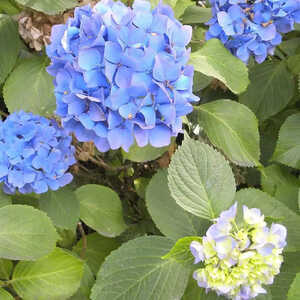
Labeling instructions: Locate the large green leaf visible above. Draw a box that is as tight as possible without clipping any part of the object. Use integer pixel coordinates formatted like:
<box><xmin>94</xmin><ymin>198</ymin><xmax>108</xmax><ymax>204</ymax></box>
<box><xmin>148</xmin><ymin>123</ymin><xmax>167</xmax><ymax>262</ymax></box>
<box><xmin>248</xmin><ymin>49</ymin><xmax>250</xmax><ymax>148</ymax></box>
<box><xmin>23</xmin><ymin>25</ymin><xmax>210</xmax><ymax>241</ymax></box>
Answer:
<box><xmin>0</xmin><ymin>14</ymin><xmax>20</xmax><ymax>84</ymax></box>
<box><xmin>73</xmin><ymin>232</ymin><xmax>120</xmax><ymax>275</ymax></box>
<box><xmin>261</xmin><ymin>164</ymin><xmax>300</xmax><ymax>211</ymax></box>
<box><xmin>288</xmin><ymin>273</ymin><xmax>300</xmax><ymax>300</ymax></box>
<box><xmin>12</xmin><ymin>248</ymin><xmax>84</xmax><ymax>300</ymax></box>
<box><xmin>39</xmin><ymin>187</ymin><xmax>80</xmax><ymax>231</ymax></box>
<box><xmin>189</xmin><ymin>39</ymin><xmax>249</xmax><ymax>94</ymax></box>
<box><xmin>15</xmin><ymin>0</ymin><xmax>77</xmax><ymax>15</ymax></box>
<box><xmin>3</xmin><ymin>56</ymin><xmax>56</xmax><ymax>116</ymax></box>
<box><xmin>0</xmin><ymin>288</ymin><xmax>13</xmax><ymax>300</ymax></box>
<box><xmin>239</xmin><ymin>62</ymin><xmax>295</xmax><ymax>121</ymax></box>
<box><xmin>0</xmin><ymin>205</ymin><xmax>58</xmax><ymax>260</ymax></box>
<box><xmin>168</xmin><ymin>138</ymin><xmax>236</xmax><ymax>220</ymax></box>
<box><xmin>272</xmin><ymin>113</ymin><xmax>300</xmax><ymax>169</ymax></box>
<box><xmin>76</xmin><ymin>184</ymin><xmax>127</xmax><ymax>237</ymax></box>
<box><xmin>181</xmin><ymin>6</ymin><xmax>212</xmax><ymax>24</ymax></box>
<box><xmin>69</xmin><ymin>263</ymin><xmax>95</xmax><ymax>300</ymax></box>
<box><xmin>271</xmin><ymin>252</ymin><xmax>300</xmax><ymax>300</ymax></box>
<box><xmin>0</xmin><ymin>259</ymin><xmax>12</xmax><ymax>280</ymax></box>
<box><xmin>195</xmin><ymin>100</ymin><xmax>260</xmax><ymax>167</ymax></box>
<box><xmin>146</xmin><ymin>169</ymin><xmax>209</xmax><ymax>240</ymax></box>
<box><xmin>91</xmin><ymin>236</ymin><xmax>190</xmax><ymax>300</ymax></box>
<box><xmin>235</xmin><ymin>188</ymin><xmax>300</xmax><ymax>252</ymax></box>
<box><xmin>287</xmin><ymin>54</ymin><xmax>300</xmax><ymax>75</ymax></box>
<box><xmin>123</xmin><ymin>142</ymin><xmax>168</xmax><ymax>162</ymax></box>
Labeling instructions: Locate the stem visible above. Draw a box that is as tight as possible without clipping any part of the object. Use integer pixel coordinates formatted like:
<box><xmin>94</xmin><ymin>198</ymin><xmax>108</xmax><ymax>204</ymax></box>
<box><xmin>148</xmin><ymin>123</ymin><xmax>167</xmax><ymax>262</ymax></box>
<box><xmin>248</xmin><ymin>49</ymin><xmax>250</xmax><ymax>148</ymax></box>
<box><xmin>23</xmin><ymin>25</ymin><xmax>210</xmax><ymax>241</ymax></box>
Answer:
<box><xmin>89</xmin><ymin>155</ymin><xmax>116</xmax><ymax>171</ymax></box>
<box><xmin>78</xmin><ymin>222</ymin><xmax>87</xmax><ymax>259</ymax></box>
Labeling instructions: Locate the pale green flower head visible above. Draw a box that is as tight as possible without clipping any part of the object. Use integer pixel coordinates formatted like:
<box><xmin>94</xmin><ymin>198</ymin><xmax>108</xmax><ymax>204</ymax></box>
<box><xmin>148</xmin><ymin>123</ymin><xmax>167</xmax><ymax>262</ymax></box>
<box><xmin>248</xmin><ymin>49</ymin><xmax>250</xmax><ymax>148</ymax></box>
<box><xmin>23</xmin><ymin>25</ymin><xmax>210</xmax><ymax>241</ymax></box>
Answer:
<box><xmin>190</xmin><ymin>203</ymin><xmax>287</xmax><ymax>300</ymax></box>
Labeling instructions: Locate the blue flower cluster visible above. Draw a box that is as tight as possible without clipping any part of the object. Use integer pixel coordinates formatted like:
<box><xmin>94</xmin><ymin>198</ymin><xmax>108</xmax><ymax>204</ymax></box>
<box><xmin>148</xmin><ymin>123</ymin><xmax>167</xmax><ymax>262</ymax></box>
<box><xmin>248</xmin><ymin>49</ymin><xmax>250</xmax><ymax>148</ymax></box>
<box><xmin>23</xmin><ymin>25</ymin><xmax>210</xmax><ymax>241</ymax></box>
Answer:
<box><xmin>46</xmin><ymin>0</ymin><xmax>198</xmax><ymax>152</ymax></box>
<box><xmin>0</xmin><ymin>111</ymin><xmax>76</xmax><ymax>194</ymax></box>
<box><xmin>206</xmin><ymin>0</ymin><xmax>300</xmax><ymax>63</ymax></box>
<box><xmin>190</xmin><ymin>203</ymin><xmax>287</xmax><ymax>299</ymax></box>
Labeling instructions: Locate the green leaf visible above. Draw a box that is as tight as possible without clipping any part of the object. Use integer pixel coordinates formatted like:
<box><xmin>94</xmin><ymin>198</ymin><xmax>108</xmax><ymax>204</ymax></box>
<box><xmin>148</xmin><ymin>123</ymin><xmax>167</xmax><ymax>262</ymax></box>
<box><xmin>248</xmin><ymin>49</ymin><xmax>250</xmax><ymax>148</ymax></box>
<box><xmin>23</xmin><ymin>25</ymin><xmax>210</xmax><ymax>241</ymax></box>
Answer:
<box><xmin>0</xmin><ymin>288</ymin><xmax>13</xmax><ymax>300</ymax></box>
<box><xmin>91</xmin><ymin>236</ymin><xmax>190</xmax><ymax>300</ymax></box>
<box><xmin>123</xmin><ymin>142</ymin><xmax>168</xmax><ymax>162</ymax></box>
<box><xmin>15</xmin><ymin>0</ymin><xmax>78</xmax><ymax>15</ymax></box>
<box><xmin>0</xmin><ymin>0</ymin><xmax>20</xmax><ymax>15</ymax></box>
<box><xmin>76</xmin><ymin>184</ymin><xmax>127</xmax><ymax>237</ymax></box>
<box><xmin>0</xmin><ymin>14</ymin><xmax>20</xmax><ymax>84</ymax></box>
<box><xmin>73</xmin><ymin>232</ymin><xmax>120</xmax><ymax>275</ymax></box>
<box><xmin>39</xmin><ymin>187</ymin><xmax>80</xmax><ymax>231</ymax></box>
<box><xmin>0</xmin><ymin>2</ymin><xmax>19</xmax><ymax>15</ymax></box>
<box><xmin>298</xmin><ymin>189</ymin><xmax>300</xmax><ymax>213</ymax></box>
<box><xmin>3</xmin><ymin>56</ymin><xmax>56</xmax><ymax>116</ymax></box>
<box><xmin>272</xmin><ymin>113</ymin><xmax>300</xmax><ymax>169</ymax></box>
<box><xmin>271</xmin><ymin>252</ymin><xmax>300</xmax><ymax>300</ymax></box>
<box><xmin>162</xmin><ymin>236</ymin><xmax>202</xmax><ymax>264</ymax></box>
<box><xmin>146</xmin><ymin>169</ymin><xmax>209</xmax><ymax>240</ymax></box>
<box><xmin>173</xmin><ymin>0</ymin><xmax>193</xmax><ymax>18</ymax></box>
<box><xmin>69</xmin><ymin>263</ymin><xmax>95</xmax><ymax>300</ymax></box>
<box><xmin>0</xmin><ymin>205</ymin><xmax>58</xmax><ymax>260</ymax></box>
<box><xmin>261</xmin><ymin>164</ymin><xmax>300</xmax><ymax>211</ymax></box>
<box><xmin>287</xmin><ymin>54</ymin><xmax>300</xmax><ymax>75</ymax></box>
<box><xmin>189</xmin><ymin>39</ymin><xmax>249</xmax><ymax>94</ymax></box>
<box><xmin>260</xmin><ymin>109</ymin><xmax>298</xmax><ymax>164</ymax></box>
<box><xmin>279</xmin><ymin>38</ymin><xmax>300</xmax><ymax>56</ymax></box>
<box><xmin>0</xmin><ymin>259</ymin><xmax>12</xmax><ymax>280</ymax></box>
<box><xmin>0</xmin><ymin>189</ymin><xmax>11</xmax><ymax>208</ymax></box>
<box><xmin>11</xmin><ymin>193</ymin><xmax>38</xmax><ymax>208</ymax></box>
<box><xmin>288</xmin><ymin>273</ymin><xmax>300</xmax><ymax>300</ymax></box>
<box><xmin>193</xmin><ymin>71</ymin><xmax>212</xmax><ymax>92</ymax></box>
<box><xmin>239</xmin><ymin>62</ymin><xmax>295</xmax><ymax>121</ymax></box>
<box><xmin>195</xmin><ymin>100</ymin><xmax>260</xmax><ymax>167</ymax></box>
<box><xmin>181</xmin><ymin>6</ymin><xmax>212</xmax><ymax>24</ymax></box>
<box><xmin>168</xmin><ymin>138</ymin><xmax>236</xmax><ymax>220</ymax></box>
<box><xmin>235</xmin><ymin>188</ymin><xmax>300</xmax><ymax>252</ymax></box>
<box><xmin>57</xmin><ymin>228</ymin><xmax>76</xmax><ymax>249</ymax></box>
<box><xmin>12</xmin><ymin>248</ymin><xmax>84</xmax><ymax>300</ymax></box>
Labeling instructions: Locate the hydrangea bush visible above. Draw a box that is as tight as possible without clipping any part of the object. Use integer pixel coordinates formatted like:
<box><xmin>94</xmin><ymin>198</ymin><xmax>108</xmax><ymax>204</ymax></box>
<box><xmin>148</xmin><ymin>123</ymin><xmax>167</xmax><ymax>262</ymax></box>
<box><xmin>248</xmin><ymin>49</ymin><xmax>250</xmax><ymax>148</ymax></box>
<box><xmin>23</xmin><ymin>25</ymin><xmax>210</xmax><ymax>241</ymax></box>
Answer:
<box><xmin>0</xmin><ymin>0</ymin><xmax>299</xmax><ymax>299</ymax></box>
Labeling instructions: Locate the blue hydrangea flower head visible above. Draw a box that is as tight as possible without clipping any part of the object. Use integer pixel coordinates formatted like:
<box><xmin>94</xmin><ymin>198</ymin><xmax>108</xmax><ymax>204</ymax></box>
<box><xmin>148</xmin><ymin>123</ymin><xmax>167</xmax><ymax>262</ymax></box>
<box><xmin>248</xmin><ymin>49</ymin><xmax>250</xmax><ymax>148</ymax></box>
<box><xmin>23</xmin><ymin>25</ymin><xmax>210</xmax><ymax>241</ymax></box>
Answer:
<box><xmin>46</xmin><ymin>0</ymin><xmax>198</xmax><ymax>152</ymax></box>
<box><xmin>207</xmin><ymin>0</ymin><xmax>300</xmax><ymax>63</ymax></box>
<box><xmin>190</xmin><ymin>203</ymin><xmax>287</xmax><ymax>299</ymax></box>
<box><xmin>0</xmin><ymin>111</ymin><xmax>76</xmax><ymax>194</ymax></box>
